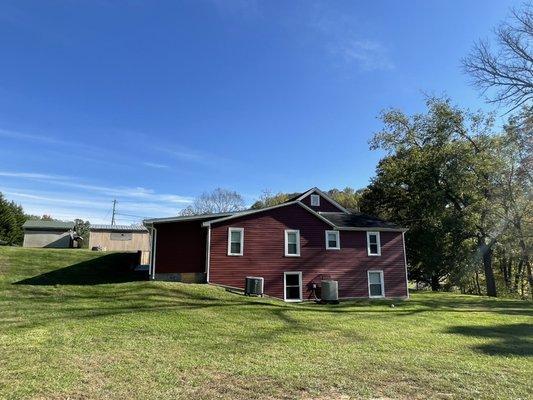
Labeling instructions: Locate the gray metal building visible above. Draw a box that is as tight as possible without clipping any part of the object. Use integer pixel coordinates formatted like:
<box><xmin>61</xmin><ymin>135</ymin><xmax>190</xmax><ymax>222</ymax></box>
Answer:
<box><xmin>22</xmin><ymin>220</ymin><xmax>75</xmax><ymax>248</ymax></box>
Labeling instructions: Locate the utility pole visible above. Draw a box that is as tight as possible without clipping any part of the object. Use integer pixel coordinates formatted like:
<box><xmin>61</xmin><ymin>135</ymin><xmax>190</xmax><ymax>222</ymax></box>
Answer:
<box><xmin>111</xmin><ymin>199</ymin><xmax>117</xmax><ymax>225</ymax></box>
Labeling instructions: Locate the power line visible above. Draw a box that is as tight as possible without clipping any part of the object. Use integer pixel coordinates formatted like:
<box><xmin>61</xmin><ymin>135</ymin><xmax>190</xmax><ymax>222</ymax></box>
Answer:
<box><xmin>115</xmin><ymin>212</ymin><xmax>148</xmax><ymax>219</ymax></box>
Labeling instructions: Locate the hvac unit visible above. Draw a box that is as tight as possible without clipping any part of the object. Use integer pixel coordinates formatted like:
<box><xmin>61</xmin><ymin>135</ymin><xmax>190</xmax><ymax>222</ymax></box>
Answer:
<box><xmin>245</xmin><ymin>276</ymin><xmax>264</xmax><ymax>296</ymax></box>
<box><xmin>321</xmin><ymin>280</ymin><xmax>339</xmax><ymax>303</ymax></box>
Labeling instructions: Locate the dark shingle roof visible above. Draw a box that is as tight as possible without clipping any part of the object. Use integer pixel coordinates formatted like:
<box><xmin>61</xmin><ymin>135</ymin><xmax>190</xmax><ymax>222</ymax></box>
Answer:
<box><xmin>23</xmin><ymin>220</ymin><xmax>75</xmax><ymax>230</ymax></box>
<box><xmin>319</xmin><ymin>212</ymin><xmax>402</xmax><ymax>229</ymax></box>
<box><xmin>90</xmin><ymin>224</ymin><xmax>148</xmax><ymax>232</ymax></box>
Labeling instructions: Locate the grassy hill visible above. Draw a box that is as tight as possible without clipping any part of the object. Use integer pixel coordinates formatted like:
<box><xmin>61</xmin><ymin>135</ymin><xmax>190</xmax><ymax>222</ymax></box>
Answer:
<box><xmin>0</xmin><ymin>247</ymin><xmax>531</xmax><ymax>400</ymax></box>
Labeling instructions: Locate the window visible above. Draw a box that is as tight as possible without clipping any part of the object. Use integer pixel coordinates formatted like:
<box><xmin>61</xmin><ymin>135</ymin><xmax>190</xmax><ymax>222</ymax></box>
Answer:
<box><xmin>284</xmin><ymin>272</ymin><xmax>302</xmax><ymax>302</ymax></box>
<box><xmin>284</xmin><ymin>230</ymin><xmax>300</xmax><ymax>256</ymax></box>
<box><xmin>325</xmin><ymin>230</ymin><xmax>340</xmax><ymax>250</ymax></box>
<box><xmin>368</xmin><ymin>270</ymin><xmax>385</xmax><ymax>298</ymax></box>
<box><xmin>227</xmin><ymin>227</ymin><xmax>244</xmax><ymax>256</ymax></box>
<box><xmin>110</xmin><ymin>232</ymin><xmax>132</xmax><ymax>241</ymax></box>
<box><xmin>366</xmin><ymin>231</ymin><xmax>381</xmax><ymax>256</ymax></box>
<box><xmin>310</xmin><ymin>194</ymin><xmax>320</xmax><ymax>207</ymax></box>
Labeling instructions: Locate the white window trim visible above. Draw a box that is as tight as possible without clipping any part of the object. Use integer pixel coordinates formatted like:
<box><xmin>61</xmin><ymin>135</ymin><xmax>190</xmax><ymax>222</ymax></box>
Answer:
<box><xmin>227</xmin><ymin>227</ymin><xmax>244</xmax><ymax>256</ymax></box>
<box><xmin>325</xmin><ymin>230</ymin><xmax>340</xmax><ymax>250</ymax></box>
<box><xmin>368</xmin><ymin>270</ymin><xmax>385</xmax><ymax>298</ymax></box>
<box><xmin>366</xmin><ymin>231</ymin><xmax>381</xmax><ymax>256</ymax></box>
<box><xmin>284</xmin><ymin>271</ymin><xmax>303</xmax><ymax>302</ymax></box>
<box><xmin>284</xmin><ymin>229</ymin><xmax>301</xmax><ymax>257</ymax></box>
<box><xmin>310</xmin><ymin>194</ymin><xmax>320</xmax><ymax>207</ymax></box>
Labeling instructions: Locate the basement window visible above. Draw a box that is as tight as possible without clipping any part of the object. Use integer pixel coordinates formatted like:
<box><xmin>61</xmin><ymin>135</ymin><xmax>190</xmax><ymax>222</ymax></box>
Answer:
<box><xmin>325</xmin><ymin>230</ymin><xmax>340</xmax><ymax>250</ymax></box>
<box><xmin>310</xmin><ymin>194</ymin><xmax>320</xmax><ymax>207</ymax></box>
<box><xmin>284</xmin><ymin>272</ymin><xmax>302</xmax><ymax>302</ymax></box>
<box><xmin>367</xmin><ymin>231</ymin><xmax>381</xmax><ymax>256</ymax></box>
<box><xmin>368</xmin><ymin>270</ymin><xmax>385</xmax><ymax>298</ymax></box>
<box><xmin>227</xmin><ymin>227</ymin><xmax>244</xmax><ymax>256</ymax></box>
<box><xmin>284</xmin><ymin>230</ymin><xmax>300</xmax><ymax>257</ymax></box>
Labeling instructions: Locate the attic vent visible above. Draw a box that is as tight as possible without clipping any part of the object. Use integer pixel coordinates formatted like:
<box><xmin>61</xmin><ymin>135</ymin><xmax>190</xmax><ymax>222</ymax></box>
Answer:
<box><xmin>310</xmin><ymin>194</ymin><xmax>320</xmax><ymax>206</ymax></box>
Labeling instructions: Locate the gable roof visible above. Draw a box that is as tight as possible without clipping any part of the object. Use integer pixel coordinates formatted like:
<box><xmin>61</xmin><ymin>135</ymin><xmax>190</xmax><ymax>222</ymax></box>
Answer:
<box><xmin>202</xmin><ymin>201</ymin><xmax>336</xmax><ymax>227</ymax></box>
<box><xmin>23</xmin><ymin>220</ymin><xmax>75</xmax><ymax>230</ymax></box>
<box><xmin>319</xmin><ymin>212</ymin><xmax>405</xmax><ymax>231</ymax></box>
<box><xmin>288</xmin><ymin>187</ymin><xmax>349</xmax><ymax>213</ymax></box>
<box><xmin>144</xmin><ymin>212</ymin><xmax>235</xmax><ymax>225</ymax></box>
<box><xmin>90</xmin><ymin>224</ymin><xmax>148</xmax><ymax>232</ymax></box>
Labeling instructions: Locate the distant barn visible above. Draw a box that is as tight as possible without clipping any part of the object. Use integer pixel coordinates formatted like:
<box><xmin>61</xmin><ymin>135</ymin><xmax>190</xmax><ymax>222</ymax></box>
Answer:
<box><xmin>22</xmin><ymin>220</ymin><xmax>76</xmax><ymax>248</ymax></box>
<box><xmin>88</xmin><ymin>224</ymin><xmax>150</xmax><ymax>264</ymax></box>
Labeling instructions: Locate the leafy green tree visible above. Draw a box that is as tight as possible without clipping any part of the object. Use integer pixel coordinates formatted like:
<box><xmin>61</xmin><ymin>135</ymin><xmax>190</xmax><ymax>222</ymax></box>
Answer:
<box><xmin>250</xmin><ymin>190</ymin><xmax>299</xmax><ymax>209</ymax></box>
<box><xmin>328</xmin><ymin>187</ymin><xmax>363</xmax><ymax>211</ymax></box>
<box><xmin>361</xmin><ymin>97</ymin><xmax>514</xmax><ymax>296</ymax></box>
<box><xmin>0</xmin><ymin>193</ymin><xmax>25</xmax><ymax>245</ymax></box>
<box><xmin>74</xmin><ymin>219</ymin><xmax>91</xmax><ymax>248</ymax></box>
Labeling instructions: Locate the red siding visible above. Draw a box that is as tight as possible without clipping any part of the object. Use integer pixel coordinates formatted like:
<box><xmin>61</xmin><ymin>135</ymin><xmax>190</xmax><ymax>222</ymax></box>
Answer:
<box><xmin>209</xmin><ymin>204</ymin><xmax>407</xmax><ymax>299</ymax></box>
<box><xmin>154</xmin><ymin>221</ymin><xmax>206</xmax><ymax>273</ymax></box>
<box><xmin>300</xmin><ymin>192</ymin><xmax>344</xmax><ymax>212</ymax></box>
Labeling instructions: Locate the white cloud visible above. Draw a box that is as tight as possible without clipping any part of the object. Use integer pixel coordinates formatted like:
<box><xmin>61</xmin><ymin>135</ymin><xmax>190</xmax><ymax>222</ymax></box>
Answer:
<box><xmin>0</xmin><ymin>171</ymin><xmax>69</xmax><ymax>180</ymax></box>
<box><xmin>335</xmin><ymin>39</ymin><xmax>394</xmax><ymax>72</ymax></box>
<box><xmin>306</xmin><ymin>5</ymin><xmax>394</xmax><ymax>72</ymax></box>
<box><xmin>143</xmin><ymin>162</ymin><xmax>169</xmax><ymax>169</ymax></box>
<box><xmin>0</xmin><ymin>128</ymin><xmax>79</xmax><ymax>147</ymax></box>
<box><xmin>0</xmin><ymin>170</ymin><xmax>194</xmax><ymax>223</ymax></box>
<box><xmin>0</xmin><ymin>170</ymin><xmax>192</xmax><ymax>204</ymax></box>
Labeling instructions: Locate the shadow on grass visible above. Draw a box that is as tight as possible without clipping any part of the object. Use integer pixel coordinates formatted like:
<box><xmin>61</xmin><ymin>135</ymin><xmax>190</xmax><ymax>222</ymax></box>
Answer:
<box><xmin>13</xmin><ymin>252</ymin><xmax>147</xmax><ymax>285</ymax></box>
<box><xmin>447</xmin><ymin>323</ymin><xmax>533</xmax><ymax>357</ymax></box>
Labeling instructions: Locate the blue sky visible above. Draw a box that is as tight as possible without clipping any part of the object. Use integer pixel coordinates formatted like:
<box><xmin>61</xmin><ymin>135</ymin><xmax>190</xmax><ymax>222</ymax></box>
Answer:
<box><xmin>0</xmin><ymin>0</ymin><xmax>520</xmax><ymax>223</ymax></box>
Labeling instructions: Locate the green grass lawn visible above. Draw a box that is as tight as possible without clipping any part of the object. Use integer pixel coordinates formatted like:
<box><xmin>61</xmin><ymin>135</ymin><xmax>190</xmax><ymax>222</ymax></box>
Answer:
<box><xmin>0</xmin><ymin>247</ymin><xmax>531</xmax><ymax>400</ymax></box>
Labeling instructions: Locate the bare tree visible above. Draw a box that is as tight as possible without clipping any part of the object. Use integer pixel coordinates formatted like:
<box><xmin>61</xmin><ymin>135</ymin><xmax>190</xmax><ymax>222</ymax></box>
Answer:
<box><xmin>180</xmin><ymin>188</ymin><xmax>246</xmax><ymax>215</ymax></box>
<box><xmin>462</xmin><ymin>3</ymin><xmax>533</xmax><ymax>112</ymax></box>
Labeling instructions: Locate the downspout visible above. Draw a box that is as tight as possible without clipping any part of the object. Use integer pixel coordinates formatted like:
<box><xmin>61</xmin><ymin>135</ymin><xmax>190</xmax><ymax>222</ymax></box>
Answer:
<box><xmin>205</xmin><ymin>225</ymin><xmax>211</xmax><ymax>283</ymax></box>
<box><xmin>402</xmin><ymin>231</ymin><xmax>409</xmax><ymax>299</ymax></box>
<box><xmin>148</xmin><ymin>225</ymin><xmax>157</xmax><ymax>280</ymax></box>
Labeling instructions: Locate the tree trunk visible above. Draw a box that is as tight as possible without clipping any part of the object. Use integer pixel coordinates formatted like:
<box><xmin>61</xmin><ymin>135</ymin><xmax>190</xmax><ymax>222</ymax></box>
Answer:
<box><xmin>526</xmin><ymin>262</ymin><xmax>533</xmax><ymax>300</ymax></box>
<box><xmin>475</xmin><ymin>270</ymin><xmax>482</xmax><ymax>295</ymax></box>
<box><xmin>479</xmin><ymin>238</ymin><xmax>497</xmax><ymax>297</ymax></box>
<box><xmin>518</xmin><ymin>237</ymin><xmax>532</xmax><ymax>300</ymax></box>
<box><xmin>430</xmin><ymin>275</ymin><xmax>441</xmax><ymax>291</ymax></box>
<box><xmin>514</xmin><ymin>259</ymin><xmax>524</xmax><ymax>293</ymax></box>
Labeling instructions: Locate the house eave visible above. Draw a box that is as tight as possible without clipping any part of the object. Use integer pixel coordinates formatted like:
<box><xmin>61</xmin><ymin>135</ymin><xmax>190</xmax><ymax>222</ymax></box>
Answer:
<box><xmin>336</xmin><ymin>227</ymin><xmax>409</xmax><ymax>232</ymax></box>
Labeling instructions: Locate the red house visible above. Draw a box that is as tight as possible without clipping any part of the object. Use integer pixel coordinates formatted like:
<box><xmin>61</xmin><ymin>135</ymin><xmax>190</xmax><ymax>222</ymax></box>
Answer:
<box><xmin>144</xmin><ymin>188</ymin><xmax>409</xmax><ymax>301</ymax></box>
